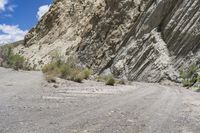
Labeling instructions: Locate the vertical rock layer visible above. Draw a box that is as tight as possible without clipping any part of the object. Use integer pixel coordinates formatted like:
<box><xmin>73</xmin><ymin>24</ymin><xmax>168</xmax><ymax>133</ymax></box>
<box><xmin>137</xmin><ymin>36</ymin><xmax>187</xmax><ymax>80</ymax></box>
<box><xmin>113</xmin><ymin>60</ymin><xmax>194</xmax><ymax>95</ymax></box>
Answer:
<box><xmin>15</xmin><ymin>0</ymin><xmax>200</xmax><ymax>82</ymax></box>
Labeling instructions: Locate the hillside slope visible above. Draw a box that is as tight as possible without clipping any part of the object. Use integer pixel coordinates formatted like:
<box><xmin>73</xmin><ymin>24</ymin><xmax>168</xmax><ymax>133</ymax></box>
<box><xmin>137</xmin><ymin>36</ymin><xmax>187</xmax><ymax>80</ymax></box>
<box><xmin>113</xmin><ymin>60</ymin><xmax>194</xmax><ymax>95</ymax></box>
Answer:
<box><xmin>15</xmin><ymin>0</ymin><xmax>200</xmax><ymax>82</ymax></box>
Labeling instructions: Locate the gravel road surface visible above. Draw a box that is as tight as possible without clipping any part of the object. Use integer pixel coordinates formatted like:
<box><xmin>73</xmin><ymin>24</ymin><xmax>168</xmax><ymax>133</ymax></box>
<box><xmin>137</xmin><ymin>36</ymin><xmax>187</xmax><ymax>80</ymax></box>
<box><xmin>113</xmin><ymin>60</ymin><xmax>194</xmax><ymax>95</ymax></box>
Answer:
<box><xmin>0</xmin><ymin>67</ymin><xmax>200</xmax><ymax>133</ymax></box>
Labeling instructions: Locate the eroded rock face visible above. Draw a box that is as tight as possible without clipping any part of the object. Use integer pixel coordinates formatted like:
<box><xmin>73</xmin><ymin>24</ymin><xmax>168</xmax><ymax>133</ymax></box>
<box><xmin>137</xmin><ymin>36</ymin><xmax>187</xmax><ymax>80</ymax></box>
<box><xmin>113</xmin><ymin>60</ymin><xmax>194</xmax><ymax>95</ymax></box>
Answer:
<box><xmin>15</xmin><ymin>0</ymin><xmax>200</xmax><ymax>82</ymax></box>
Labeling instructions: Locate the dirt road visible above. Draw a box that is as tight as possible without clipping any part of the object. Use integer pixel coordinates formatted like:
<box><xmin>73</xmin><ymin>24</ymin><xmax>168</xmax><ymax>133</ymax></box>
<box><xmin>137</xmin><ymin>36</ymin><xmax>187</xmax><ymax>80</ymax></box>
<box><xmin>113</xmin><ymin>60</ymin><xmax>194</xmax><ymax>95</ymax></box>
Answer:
<box><xmin>0</xmin><ymin>67</ymin><xmax>200</xmax><ymax>133</ymax></box>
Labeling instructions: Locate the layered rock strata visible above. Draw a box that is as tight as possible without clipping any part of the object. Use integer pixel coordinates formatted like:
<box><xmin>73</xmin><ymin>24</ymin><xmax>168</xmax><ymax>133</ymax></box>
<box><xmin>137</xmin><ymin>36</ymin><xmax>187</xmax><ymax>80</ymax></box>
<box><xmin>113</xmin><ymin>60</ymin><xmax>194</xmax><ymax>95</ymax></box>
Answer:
<box><xmin>15</xmin><ymin>0</ymin><xmax>200</xmax><ymax>82</ymax></box>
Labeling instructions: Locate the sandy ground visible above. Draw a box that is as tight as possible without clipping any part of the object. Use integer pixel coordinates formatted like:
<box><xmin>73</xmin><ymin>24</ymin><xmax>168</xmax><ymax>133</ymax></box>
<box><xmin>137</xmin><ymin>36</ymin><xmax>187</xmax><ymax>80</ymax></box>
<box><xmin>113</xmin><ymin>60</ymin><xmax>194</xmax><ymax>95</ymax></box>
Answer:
<box><xmin>0</xmin><ymin>67</ymin><xmax>200</xmax><ymax>133</ymax></box>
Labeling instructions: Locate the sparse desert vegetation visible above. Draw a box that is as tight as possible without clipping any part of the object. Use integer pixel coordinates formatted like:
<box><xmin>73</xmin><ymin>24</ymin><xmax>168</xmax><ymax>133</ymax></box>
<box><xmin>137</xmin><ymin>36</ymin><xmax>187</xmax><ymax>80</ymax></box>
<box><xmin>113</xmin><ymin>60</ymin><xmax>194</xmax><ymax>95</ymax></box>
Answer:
<box><xmin>95</xmin><ymin>75</ymin><xmax>116</xmax><ymax>86</ymax></box>
<box><xmin>105</xmin><ymin>75</ymin><xmax>115</xmax><ymax>86</ymax></box>
<box><xmin>83</xmin><ymin>68</ymin><xmax>92</xmax><ymax>79</ymax></box>
<box><xmin>42</xmin><ymin>53</ymin><xmax>92</xmax><ymax>83</ymax></box>
<box><xmin>95</xmin><ymin>75</ymin><xmax>127</xmax><ymax>86</ymax></box>
<box><xmin>179</xmin><ymin>64</ymin><xmax>199</xmax><ymax>88</ymax></box>
<box><xmin>0</xmin><ymin>46</ymin><xmax>29</xmax><ymax>70</ymax></box>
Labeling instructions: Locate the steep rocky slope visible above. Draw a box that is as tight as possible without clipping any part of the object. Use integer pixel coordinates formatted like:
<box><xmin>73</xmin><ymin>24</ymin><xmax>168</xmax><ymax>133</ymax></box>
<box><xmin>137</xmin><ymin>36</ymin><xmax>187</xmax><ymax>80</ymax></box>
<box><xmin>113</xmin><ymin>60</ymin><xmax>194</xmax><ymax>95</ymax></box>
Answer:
<box><xmin>14</xmin><ymin>0</ymin><xmax>200</xmax><ymax>82</ymax></box>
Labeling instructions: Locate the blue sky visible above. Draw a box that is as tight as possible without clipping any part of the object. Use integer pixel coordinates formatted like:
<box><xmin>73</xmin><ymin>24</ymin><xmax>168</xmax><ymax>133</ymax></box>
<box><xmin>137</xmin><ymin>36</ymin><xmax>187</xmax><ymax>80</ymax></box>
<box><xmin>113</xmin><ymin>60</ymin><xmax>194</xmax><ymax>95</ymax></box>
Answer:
<box><xmin>0</xmin><ymin>0</ymin><xmax>53</xmax><ymax>45</ymax></box>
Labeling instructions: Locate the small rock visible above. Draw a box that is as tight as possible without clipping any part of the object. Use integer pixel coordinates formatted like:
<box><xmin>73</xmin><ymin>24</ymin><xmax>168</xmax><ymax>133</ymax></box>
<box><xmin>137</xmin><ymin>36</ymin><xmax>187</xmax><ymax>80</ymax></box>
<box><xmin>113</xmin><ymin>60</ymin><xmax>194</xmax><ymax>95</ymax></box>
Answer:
<box><xmin>53</xmin><ymin>84</ymin><xmax>59</xmax><ymax>88</ymax></box>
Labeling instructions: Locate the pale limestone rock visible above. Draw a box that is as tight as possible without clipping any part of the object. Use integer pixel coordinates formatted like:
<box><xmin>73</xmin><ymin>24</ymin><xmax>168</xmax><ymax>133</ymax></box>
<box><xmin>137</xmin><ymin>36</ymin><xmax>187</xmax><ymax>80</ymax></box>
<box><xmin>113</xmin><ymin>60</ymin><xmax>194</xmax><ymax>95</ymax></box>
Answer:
<box><xmin>14</xmin><ymin>0</ymin><xmax>200</xmax><ymax>82</ymax></box>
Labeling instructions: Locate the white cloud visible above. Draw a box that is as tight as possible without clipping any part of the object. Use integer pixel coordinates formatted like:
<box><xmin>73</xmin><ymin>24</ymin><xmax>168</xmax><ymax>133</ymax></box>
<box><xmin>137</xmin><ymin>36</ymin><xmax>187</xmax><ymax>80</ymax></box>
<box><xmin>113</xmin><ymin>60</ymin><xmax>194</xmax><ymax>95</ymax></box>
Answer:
<box><xmin>0</xmin><ymin>24</ymin><xmax>28</xmax><ymax>45</ymax></box>
<box><xmin>7</xmin><ymin>4</ymin><xmax>16</xmax><ymax>12</ymax></box>
<box><xmin>3</xmin><ymin>13</ymin><xmax>12</xmax><ymax>18</ymax></box>
<box><xmin>37</xmin><ymin>4</ymin><xmax>51</xmax><ymax>20</ymax></box>
<box><xmin>0</xmin><ymin>0</ymin><xmax>16</xmax><ymax>13</ymax></box>
<box><xmin>0</xmin><ymin>0</ymin><xmax>8</xmax><ymax>11</ymax></box>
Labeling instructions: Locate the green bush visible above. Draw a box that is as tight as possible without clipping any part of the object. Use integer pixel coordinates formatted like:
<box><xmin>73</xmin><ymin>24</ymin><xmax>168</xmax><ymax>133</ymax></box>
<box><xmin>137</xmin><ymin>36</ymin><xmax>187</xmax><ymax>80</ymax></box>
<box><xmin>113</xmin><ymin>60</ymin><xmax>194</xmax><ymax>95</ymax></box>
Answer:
<box><xmin>72</xmin><ymin>71</ymin><xmax>84</xmax><ymax>83</ymax></box>
<box><xmin>60</xmin><ymin>64</ymin><xmax>71</xmax><ymax>79</ymax></box>
<box><xmin>0</xmin><ymin>46</ymin><xmax>12</xmax><ymax>61</ymax></box>
<box><xmin>179</xmin><ymin>64</ymin><xmax>198</xmax><ymax>87</ymax></box>
<box><xmin>43</xmin><ymin>63</ymin><xmax>68</xmax><ymax>77</ymax></box>
<box><xmin>181</xmin><ymin>79</ymin><xmax>193</xmax><ymax>88</ymax></box>
<box><xmin>42</xmin><ymin>56</ymin><xmax>89</xmax><ymax>83</ymax></box>
<box><xmin>0</xmin><ymin>46</ymin><xmax>27</xmax><ymax>70</ymax></box>
<box><xmin>105</xmin><ymin>75</ymin><xmax>115</xmax><ymax>86</ymax></box>
<box><xmin>42</xmin><ymin>62</ymin><xmax>60</xmax><ymax>76</ymax></box>
<box><xmin>197</xmin><ymin>74</ymin><xmax>200</xmax><ymax>83</ymax></box>
<box><xmin>7</xmin><ymin>54</ymin><xmax>25</xmax><ymax>70</ymax></box>
<box><xmin>83</xmin><ymin>68</ymin><xmax>92</xmax><ymax>79</ymax></box>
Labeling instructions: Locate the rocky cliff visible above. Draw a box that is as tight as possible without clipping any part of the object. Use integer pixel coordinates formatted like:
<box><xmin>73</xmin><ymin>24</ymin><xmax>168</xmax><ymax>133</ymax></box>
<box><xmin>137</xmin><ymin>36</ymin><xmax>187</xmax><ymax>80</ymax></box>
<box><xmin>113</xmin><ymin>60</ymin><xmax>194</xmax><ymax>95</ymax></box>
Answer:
<box><xmin>14</xmin><ymin>0</ymin><xmax>200</xmax><ymax>82</ymax></box>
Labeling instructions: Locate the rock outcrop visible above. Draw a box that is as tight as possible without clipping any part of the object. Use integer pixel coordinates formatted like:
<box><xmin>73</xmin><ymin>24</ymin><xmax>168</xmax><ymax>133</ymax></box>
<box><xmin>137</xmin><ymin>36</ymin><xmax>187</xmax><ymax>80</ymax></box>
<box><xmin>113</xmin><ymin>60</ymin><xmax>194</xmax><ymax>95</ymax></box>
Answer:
<box><xmin>14</xmin><ymin>0</ymin><xmax>200</xmax><ymax>82</ymax></box>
